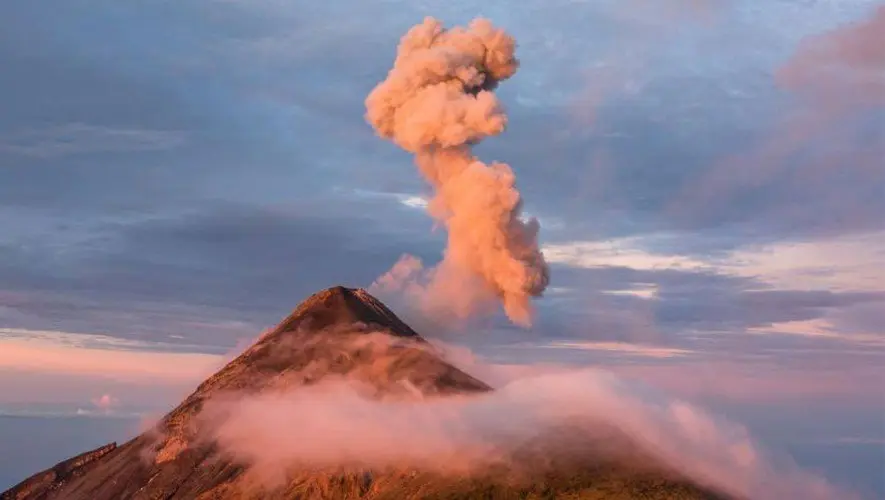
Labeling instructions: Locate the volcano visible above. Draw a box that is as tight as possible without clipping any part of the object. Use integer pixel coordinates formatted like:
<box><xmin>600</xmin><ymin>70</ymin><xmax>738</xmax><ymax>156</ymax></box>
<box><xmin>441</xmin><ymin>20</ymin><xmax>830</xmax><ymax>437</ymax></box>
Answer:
<box><xmin>2</xmin><ymin>287</ymin><xmax>727</xmax><ymax>500</ymax></box>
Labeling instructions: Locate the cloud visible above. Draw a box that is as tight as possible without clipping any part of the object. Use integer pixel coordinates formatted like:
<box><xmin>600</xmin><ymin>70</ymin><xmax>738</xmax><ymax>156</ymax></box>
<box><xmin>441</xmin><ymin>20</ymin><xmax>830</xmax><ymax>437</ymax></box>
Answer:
<box><xmin>666</xmin><ymin>5</ymin><xmax>885</xmax><ymax>238</ymax></box>
<box><xmin>543</xmin><ymin>237</ymin><xmax>709</xmax><ymax>271</ymax></box>
<box><xmin>2</xmin><ymin>194</ymin><xmax>857</xmax><ymax>357</ymax></box>
<box><xmin>0</xmin><ymin>123</ymin><xmax>186</xmax><ymax>158</ymax></box>
<box><xmin>541</xmin><ymin>232</ymin><xmax>885</xmax><ymax>342</ymax></box>
<box><xmin>0</xmin><ymin>329</ymin><xmax>222</xmax><ymax>382</ymax></box>
<box><xmin>533</xmin><ymin>341</ymin><xmax>694</xmax><ymax>359</ymax></box>
<box><xmin>719</xmin><ymin>231</ymin><xmax>885</xmax><ymax>293</ymax></box>
<box><xmin>776</xmin><ymin>5</ymin><xmax>884</xmax><ymax>107</ymax></box>
<box><xmin>435</xmin><ymin>337</ymin><xmax>881</xmax><ymax>405</ymax></box>
<box><xmin>609</xmin><ymin>360</ymin><xmax>883</xmax><ymax>405</ymax></box>
<box><xmin>90</xmin><ymin>394</ymin><xmax>118</xmax><ymax>412</ymax></box>
<box><xmin>0</xmin><ymin>328</ymin><xmax>218</xmax><ymax>353</ymax></box>
<box><xmin>569</xmin><ymin>0</ymin><xmax>723</xmax><ymax>128</ymax></box>
<box><xmin>0</xmin><ymin>328</ymin><xmax>227</xmax><ymax>419</ymax></box>
<box><xmin>530</xmin><ymin>246</ymin><xmax>885</xmax><ymax>351</ymax></box>
<box><xmin>346</xmin><ymin>188</ymin><xmax>430</xmax><ymax>210</ymax></box>
<box><xmin>0</xmin><ymin>288</ymin><xmax>261</xmax><ymax>352</ymax></box>
<box><xmin>203</xmin><ymin>367</ymin><xmax>847</xmax><ymax>500</ymax></box>
<box><xmin>654</xmin><ymin>288</ymin><xmax>885</xmax><ymax>335</ymax></box>
<box><xmin>747</xmin><ymin>318</ymin><xmax>885</xmax><ymax>347</ymax></box>
<box><xmin>0</xmin><ymin>201</ymin><xmax>441</xmax><ymax>347</ymax></box>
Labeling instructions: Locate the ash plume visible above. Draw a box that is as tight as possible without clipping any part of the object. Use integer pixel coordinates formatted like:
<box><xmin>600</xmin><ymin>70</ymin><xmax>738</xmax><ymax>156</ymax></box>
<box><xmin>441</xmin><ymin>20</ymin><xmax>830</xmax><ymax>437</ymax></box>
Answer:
<box><xmin>365</xmin><ymin>17</ymin><xmax>550</xmax><ymax>327</ymax></box>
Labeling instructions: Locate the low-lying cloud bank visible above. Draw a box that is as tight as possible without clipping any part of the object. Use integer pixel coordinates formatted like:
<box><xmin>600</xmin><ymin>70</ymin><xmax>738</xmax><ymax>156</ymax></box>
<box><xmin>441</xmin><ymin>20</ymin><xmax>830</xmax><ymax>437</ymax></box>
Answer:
<box><xmin>202</xmin><ymin>359</ymin><xmax>850</xmax><ymax>500</ymax></box>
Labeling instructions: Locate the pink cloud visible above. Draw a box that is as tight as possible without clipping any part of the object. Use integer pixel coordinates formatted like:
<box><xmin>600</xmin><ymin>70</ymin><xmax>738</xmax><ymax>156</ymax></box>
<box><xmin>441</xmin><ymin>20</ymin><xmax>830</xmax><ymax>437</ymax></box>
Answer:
<box><xmin>203</xmin><ymin>370</ymin><xmax>849</xmax><ymax>500</ymax></box>
<box><xmin>666</xmin><ymin>6</ymin><xmax>885</xmax><ymax>233</ymax></box>
<box><xmin>0</xmin><ymin>338</ymin><xmax>221</xmax><ymax>382</ymax></box>
<box><xmin>608</xmin><ymin>360</ymin><xmax>883</xmax><ymax>404</ymax></box>
<box><xmin>777</xmin><ymin>5</ymin><xmax>885</xmax><ymax>107</ymax></box>
<box><xmin>91</xmin><ymin>393</ymin><xmax>118</xmax><ymax>412</ymax></box>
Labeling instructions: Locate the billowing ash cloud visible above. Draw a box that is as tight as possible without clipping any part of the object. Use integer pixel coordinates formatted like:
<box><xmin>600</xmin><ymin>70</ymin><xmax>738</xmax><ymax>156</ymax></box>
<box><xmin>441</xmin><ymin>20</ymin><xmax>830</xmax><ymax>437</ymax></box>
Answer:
<box><xmin>365</xmin><ymin>17</ymin><xmax>550</xmax><ymax>327</ymax></box>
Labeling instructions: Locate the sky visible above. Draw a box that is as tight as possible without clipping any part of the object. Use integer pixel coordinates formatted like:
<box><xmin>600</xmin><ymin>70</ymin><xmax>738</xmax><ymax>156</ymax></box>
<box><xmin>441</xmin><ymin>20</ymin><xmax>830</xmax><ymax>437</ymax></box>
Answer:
<box><xmin>0</xmin><ymin>0</ymin><xmax>883</xmax><ymax>496</ymax></box>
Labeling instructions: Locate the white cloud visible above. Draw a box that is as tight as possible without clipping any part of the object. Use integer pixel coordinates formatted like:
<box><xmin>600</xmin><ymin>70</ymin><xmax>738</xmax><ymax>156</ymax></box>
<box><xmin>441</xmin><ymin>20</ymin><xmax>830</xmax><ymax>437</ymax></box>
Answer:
<box><xmin>718</xmin><ymin>231</ymin><xmax>885</xmax><ymax>293</ymax></box>
<box><xmin>344</xmin><ymin>188</ymin><xmax>429</xmax><ymax>209</ymax></box>
<box><xmin>747</xmin><ymin>318</ymin><xmax>885</xmax><ymax>347</ymax></box>
<box><xmin>602</xmin><ymin>283</ymin><xmax>659</xmax><ymax>299</ymax></box>
<box><xmin>544</xmin><ymin>230</ymin><xmax>885</xmax><ymax>294</ymax></box>
<box><xmin>398</xmin><ymin>195</ymin><xmax>429</xmax><ymax>209</ymax></box>
<box><xmin>0</xmin><ymin>328</ymin><xmax>213</xmax><ymax>353</ymax></box>
<box><xmin>543</xmin><ymin>237</ymin><xmax>709</xmax><ymax>271</ymax></box>
<box><xmin>520</xmin><ymin>340</ymin><xmax>694</xmax><ymax>358</ymax></box>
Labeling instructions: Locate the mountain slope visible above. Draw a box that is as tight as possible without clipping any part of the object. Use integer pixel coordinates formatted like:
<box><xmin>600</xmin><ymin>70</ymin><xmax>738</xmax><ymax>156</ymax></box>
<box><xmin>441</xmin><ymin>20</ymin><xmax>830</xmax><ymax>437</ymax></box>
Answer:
<box><xmin>2</xmin><ymin>286</ymin><xmax>729</xmax><ymax>500</ymax></box>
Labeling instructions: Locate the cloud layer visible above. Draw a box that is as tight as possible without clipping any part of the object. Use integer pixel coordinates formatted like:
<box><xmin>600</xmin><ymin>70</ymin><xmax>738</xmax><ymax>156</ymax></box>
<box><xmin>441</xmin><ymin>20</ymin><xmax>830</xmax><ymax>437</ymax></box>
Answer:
<box><xmin>204</xmin><ymin>366</ymin><xmax>848</xmax><ymax>500</ymax></box>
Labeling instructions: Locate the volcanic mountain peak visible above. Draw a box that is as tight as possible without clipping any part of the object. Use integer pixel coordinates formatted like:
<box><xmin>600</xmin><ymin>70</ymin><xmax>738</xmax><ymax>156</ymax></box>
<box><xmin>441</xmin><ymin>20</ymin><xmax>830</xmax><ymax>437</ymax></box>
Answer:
<box><xmin>148</xmin><ymin>286</ymin><xmax>490</xmax><ymax>467</ymax></box>
<box><xmin>186</xmin><ymin>285</ymin><xmax>487</xmax><ymax>400</ymax></box>
<box><xmin>272</xmin><ymin>286</ymin><xmax>422</xmax><ymax>340</ymax></box>
<box><xmin>2</xmin><ymin>286</ymin><xmax>727</xmax><ymax>500</ymax></box>
<box><xmin>1</xmin><ymin>286</ymin><xmax>496</xmax><ymax>499</ymax></box>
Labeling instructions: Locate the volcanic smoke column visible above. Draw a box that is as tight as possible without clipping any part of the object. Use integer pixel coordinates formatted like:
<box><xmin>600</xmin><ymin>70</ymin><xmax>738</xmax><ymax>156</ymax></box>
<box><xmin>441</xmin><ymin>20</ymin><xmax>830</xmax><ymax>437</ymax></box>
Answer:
<box><xmin>365</xmin><ymin>17</ymin><xmax>550</xmax><ymax>326</ymax></box>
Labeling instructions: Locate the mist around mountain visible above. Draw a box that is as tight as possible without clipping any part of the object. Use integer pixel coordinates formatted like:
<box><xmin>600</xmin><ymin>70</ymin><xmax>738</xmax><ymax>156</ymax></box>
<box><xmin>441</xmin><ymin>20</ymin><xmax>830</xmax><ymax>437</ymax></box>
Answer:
<box><xmin>2</xmin><ymin>286</ymin><xmax>736</xmax><ymax>500</ymax></box>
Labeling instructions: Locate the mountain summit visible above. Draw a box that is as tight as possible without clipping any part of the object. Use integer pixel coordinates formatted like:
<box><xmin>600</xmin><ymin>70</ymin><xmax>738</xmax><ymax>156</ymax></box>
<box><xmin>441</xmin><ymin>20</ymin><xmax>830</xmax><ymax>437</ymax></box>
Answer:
<box><xmin>2</xmin><ymin>286</ymin><xmax>726</xmax><ymax>500</ymax></box>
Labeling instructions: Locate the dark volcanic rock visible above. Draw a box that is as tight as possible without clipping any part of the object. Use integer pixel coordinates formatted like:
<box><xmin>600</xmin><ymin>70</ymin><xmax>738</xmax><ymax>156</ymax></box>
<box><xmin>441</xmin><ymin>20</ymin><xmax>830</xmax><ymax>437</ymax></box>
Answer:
<box><xmin>1</xmin><ymin>286</ymin><xmax>729</xmax><ymax>500</ymax></box>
